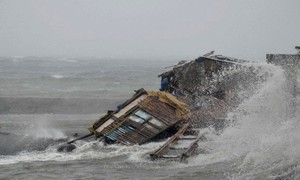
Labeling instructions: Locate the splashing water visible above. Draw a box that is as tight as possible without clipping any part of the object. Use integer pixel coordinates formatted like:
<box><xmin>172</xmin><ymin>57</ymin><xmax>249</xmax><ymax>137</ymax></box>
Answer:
<box><xmin>0</xmin><ymin>114</ymin><xmax>68</xmax><ymax>156</ymax></box>
<box><xmin>189</xmin><ymin>62</ymin><xmax>300</xmax><ymax>179</ymax></box>
<box><xmin>0</xmin><ymin>140</ymin><xmax>166</xmax><ymax>165</ymax></box>
<box><xmin>24</xmin><ymin>115</ymin><xmax>67</xmax><ymax>140</ymax></box>
<box><xmin>1</xmin><ymin>60</ymin><xmax>300</xmax><ymax>179</ymax></box>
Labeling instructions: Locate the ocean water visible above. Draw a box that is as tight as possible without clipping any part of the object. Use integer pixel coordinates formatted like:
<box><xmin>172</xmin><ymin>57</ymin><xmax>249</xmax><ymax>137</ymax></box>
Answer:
<box><xmin>0</xmin><ymin>57</ymin><xmax>299</xmax><ymax>180</ymax></box>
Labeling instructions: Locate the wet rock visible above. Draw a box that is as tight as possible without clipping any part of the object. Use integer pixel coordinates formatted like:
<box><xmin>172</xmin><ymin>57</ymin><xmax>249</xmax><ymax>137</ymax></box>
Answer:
<box><xmin>57</xmin><ymin>144</ymin><xmax>76</xmax><ymax>152</ymax></box>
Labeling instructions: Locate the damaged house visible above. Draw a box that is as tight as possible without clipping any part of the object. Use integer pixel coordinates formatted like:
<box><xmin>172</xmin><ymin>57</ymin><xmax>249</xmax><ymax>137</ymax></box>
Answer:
<box><xmin>158</xmin><ymin>53</ymin><xmax>268</xmax><ymax>128</ymax></box>
<box><xmin>88</xmin><ymin>89</ymin><xmax>191</xmax><ymax>146</ymax></box>
<box><xmin>61</xmin><ymin>52</ymin><xmax>269</xmax><ymax>161</ymax></box>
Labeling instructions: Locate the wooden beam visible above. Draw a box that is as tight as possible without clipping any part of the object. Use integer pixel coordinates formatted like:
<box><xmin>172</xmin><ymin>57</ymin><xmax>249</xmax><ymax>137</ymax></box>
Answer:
<box><xmin>150</xmin><ymin>123</ymin><xmax>189</xmax><ymax>159</ymax></box>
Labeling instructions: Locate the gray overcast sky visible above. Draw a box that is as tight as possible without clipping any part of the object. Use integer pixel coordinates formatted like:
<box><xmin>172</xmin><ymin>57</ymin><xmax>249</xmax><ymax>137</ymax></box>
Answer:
<box><xmin>0</xmin><ymin>0</ymin><xmax>299</xmax><ymax>60</ymax></box>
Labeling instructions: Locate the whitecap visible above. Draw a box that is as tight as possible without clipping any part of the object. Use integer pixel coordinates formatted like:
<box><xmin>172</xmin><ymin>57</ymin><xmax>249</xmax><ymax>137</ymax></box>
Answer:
<box><xmin>59</xmin><ymin>58</ymin><xmax>78</xmax><ymax>63</ymax></box>
<box><xmin>51</xmin><ymin>75</ymin><xmax>64</xmax><ymax>79</ymax></box>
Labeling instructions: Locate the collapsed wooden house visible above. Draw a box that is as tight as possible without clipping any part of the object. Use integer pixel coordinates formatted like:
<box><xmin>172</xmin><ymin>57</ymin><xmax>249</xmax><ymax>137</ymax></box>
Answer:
<box><xmin>149</xmin><ymin>53</ymin><xmax>272</xmax><ymax>160</ymax></box>
<box><xmin>87</xmin><ymin>53</ymin><xmax>265</xmax><ymax>160</ymax></box>
<box><xmin>88</xmin><ymin>89</ymin><xmax>191</xmax><ymax>146</ymax></box>
<box><xmin>62</xmin><ymin>52</ymin><xmax>269</xmax><ymax>161</ymax></box>
<box><xmin>86</xmin><ymin>88</ymin><xmax>207</xmax><ymax>161</ymax></box>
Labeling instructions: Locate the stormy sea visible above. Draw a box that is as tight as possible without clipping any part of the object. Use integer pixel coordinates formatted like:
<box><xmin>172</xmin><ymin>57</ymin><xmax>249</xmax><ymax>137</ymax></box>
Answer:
<box><xmin>0</xmin><ymin>57</ymin><xmax>299</xmax><ymax>180</ymax></box>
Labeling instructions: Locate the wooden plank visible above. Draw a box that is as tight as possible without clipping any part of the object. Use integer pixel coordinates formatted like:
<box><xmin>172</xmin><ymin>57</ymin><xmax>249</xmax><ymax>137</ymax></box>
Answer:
<box><xmin>180</xmin><ymin>134</ymin><xmax>202</xmax><ymax>162</ymax></box>
<box><xmin>114</xmin><ymin>95</ymin><xmax>147</xmax><ymax>118</ymax></box>
<box><xmin>150</xmin><ymin>123</ymin><xmax>189</xmax><ymax>159</ymax></box>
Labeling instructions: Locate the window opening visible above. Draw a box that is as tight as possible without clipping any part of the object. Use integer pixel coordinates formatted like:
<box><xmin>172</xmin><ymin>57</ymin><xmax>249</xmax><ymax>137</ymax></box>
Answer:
<box><xmin>135</xmin><ymin>110</ymin><xmax>152</xmax><ymax>121</ymax></box>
